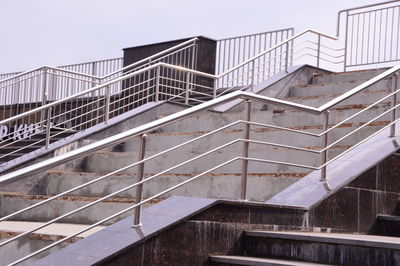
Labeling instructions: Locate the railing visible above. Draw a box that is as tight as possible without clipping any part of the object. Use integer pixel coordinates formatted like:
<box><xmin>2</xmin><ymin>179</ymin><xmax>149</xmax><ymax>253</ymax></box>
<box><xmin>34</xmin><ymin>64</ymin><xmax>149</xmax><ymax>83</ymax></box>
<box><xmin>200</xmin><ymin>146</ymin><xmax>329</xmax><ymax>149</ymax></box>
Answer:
<box><xmin>0</xmin><ymin>38</ymin><xmax>199</xmax><ymax>120</ymax></box>
<box><xmin>215</xmin><ymin>28</ymin><xmax>294</xmax><ymax>75</ymax></box>
<box><xmin>337</xmin><ymin>0</ymin><xmax>400</xmax><ymax>70</ymax></box>
<box><xmin>58</xmin><ymin>57</ymin><xmax>123</xmax><ymax>77</ymax></box>
<box><xmin>0</xmin><ymin>71</ymin><xmax>21</xmax><ymax>81</ymax></box>
<box><xmin>215</xmin><ymin>29</ymin><xmax>343</xmax><ymax>96</ymax></box>
<box><xmin>0</xmin><ymin>62</ymin><xmax>399</xmax><ymax>265</ymax></box>
<box><xmin>0</xmin><ymin>58</ymin><xmax>124</xmax><ymax>82</ymax></box>
<box><xmin>0</xmin><ymin>29</ymin><xmax>343</xmax><ymax>164</ymax></box>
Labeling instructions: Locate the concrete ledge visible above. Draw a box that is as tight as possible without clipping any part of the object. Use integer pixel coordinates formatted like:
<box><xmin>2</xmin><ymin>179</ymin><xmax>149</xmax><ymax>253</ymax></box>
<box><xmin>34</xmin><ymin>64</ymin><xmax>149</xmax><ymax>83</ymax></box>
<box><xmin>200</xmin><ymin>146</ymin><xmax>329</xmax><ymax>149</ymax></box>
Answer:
<box><xmin>266</xmin><ymin>123</ymin><xmax>400</xmax><ymax>209</ymax></box>
<box><xmin>31</xmin><ymin>196</ymin><xmax>218</xmax><ymax>266</ymax></box>
<box><xmin>246</xmin><ymin>230</ymin><xmax>400</xmax><ymax>250</ymax></box>
<box><xmin>377</xmin><ymin>215</ymin><xmax>400</xmax><ymax>222</ymax></box>
<box><xmin>210</xmin><ymin>255</ymin><xmax>326</xmax><ymax>265</ymax></box>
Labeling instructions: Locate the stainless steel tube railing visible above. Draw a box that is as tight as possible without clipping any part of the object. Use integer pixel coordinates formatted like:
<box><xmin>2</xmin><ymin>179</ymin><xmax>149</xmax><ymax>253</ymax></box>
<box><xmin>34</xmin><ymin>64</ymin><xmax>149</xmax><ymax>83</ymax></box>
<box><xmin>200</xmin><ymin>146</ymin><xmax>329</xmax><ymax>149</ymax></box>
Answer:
<box><xmin>0</xmin><ymin>62</ymin><xmax>399</xmax><ymax>265</ymax></box>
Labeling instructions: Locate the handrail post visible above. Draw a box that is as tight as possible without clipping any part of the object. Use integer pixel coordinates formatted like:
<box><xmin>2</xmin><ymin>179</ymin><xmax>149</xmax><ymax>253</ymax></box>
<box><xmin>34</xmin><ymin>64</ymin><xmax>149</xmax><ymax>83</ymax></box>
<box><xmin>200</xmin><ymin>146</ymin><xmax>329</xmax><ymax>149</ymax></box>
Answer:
<box><xmin>42</xmin><ymin>67</ymin><xmax>48</xmax><ymax>106</ymax></box>
<box><xmin>91</xmin><ymin>62</ymin><xmax>97</xmax><ymax>97</ymax></box>
<box><xmin>316</xmin><ymin>34</ymin><xmax>321</xmax><ymax>69</ymax></box>
<box><xmin>185</xmin><ymin>72</ymin><xmax>190</xmax><ymax>105</ymax></box>
<box><xmin>155</xmin><ymin>65</ymin><xmax>160</xmax><ymax>102</ymax></box>
<box><xmin>240</xmin><ymin>100</ymin><xmax>252</xmax><ymax>200</ymax></box>
<box><xmin>213</xmin><ymin>78</ymin><xmax>217</xmax><ymax>99</ymax></box>
<box><xmin>132</xmin><ymin>134</ymin><xmax>147</xmax><ymax>228</ymax></box>
<box><xmin>251</xmin><ymin>60</ymin><xmax>255</xmax><ymax>91</ymax></box>
<box><xmin>285</xmin><ymin>42</ymin><xmax>289</xmax><ymax>73</ymax></box>
<box><xmin>343</xmin><ymin>11</ymin><xmax>349</xmax><ymax>72</ymax></box>
<box><xmin>45</xmin><ymin>107</ymin><xmax>52</xmax><ymax>149</ymax></box>
<box><xmin>13</xmin><ymin>76</ymin><xmax>21</xmax><ymax>116</ymax></box>
<box><xmin>104</xmin><ymin>85</ymin><xmax>110</xmax><ymax>124</ymax></box>
<box><xmin>41</xmin><ymin>67</ymin><xmax>48</xmax><ymax>130</ymax></box>
<box><xmin>390</xmin><ymin>73</ymin><xmax>399</xmax><ymax>137</ymax></box>
<box><xmin>320</xmin><ymin>110</ymin><xmax>330</xmax><ymax>181</ymax></box>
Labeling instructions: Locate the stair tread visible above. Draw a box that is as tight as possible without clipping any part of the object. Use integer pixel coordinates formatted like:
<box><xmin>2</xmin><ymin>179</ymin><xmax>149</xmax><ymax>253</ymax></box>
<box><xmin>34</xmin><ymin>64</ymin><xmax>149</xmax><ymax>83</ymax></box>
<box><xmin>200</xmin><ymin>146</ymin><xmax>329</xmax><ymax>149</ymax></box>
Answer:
<box><xmin>282</xmin><ymin>89</ymin><xmax>391</xmax><ymax>101</ymax></box>
<box><xmin>210</xmin><ymin>255</ymin><xmax>330</xmax><ymax>265</ymax></box>
<box><xmin>291</xmin><ymin>79</ymin><xmax>370</xmax><ymax>89</ymax></box>
<box><xmin>245</xmin><ymin>230</ymin><xmax>400</xmax><ymax>249</ymax></box>
<box><xmin>0</xmin><ymin>220</ymin><xmax>105</xmax><ymax>238</ymax></box>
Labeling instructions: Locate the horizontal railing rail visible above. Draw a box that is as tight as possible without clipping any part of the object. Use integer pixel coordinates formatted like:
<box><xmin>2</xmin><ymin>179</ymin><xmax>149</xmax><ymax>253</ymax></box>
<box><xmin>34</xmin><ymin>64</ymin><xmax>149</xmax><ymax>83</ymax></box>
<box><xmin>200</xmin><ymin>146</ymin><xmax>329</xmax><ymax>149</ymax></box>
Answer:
<box><xmin>1</xmin><ymin>61</ymin><xmax>399</xmax><ymax>264</ymax></box>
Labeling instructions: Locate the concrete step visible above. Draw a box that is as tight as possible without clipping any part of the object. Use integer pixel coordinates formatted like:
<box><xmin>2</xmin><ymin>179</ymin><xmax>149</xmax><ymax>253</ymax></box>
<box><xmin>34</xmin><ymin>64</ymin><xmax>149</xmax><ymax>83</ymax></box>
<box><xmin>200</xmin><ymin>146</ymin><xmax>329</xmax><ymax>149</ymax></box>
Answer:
<box><xmin>209</xmin><ymin>255</ymin><xmax>330</xmax><ymax>265</ymax></box>
<box><xmin>135</xmin><ymin>103</ymin><xmax>392</xmax><ymax>136</ymax></box>
<box><xmin>0</xmin><ymin>221</ymin><xmax>104</xmax><ymax>266</ymax></box>
<box><xmin>282</xmin><ymin>89</ymin><xmax>392</xmax><ymax>108</ymax></box>
<box><xmin>83</xmin><ymin>145</ymin><xmax>349</xmax><ymax>174</ymax></box>
<box><xmin>244</xmin><ymin>230</ymin><xmax>400</xmax><ymax>265</ymax></box>
<box><xmin>375</xmin><ymin>215</ymin><xmax>400</xmax><ymax>237</ymax></box>
<box><xmin>312</xmin><ymin>68</ymin><xmax>388</xmax><ymax>84</ymax></box>
<box><xmin>37</xmin><ymin>169</ymin><xmax>309</xmax><ymax>202</ymax></box>
<box><xmin>0</xmin><ymin>193</ymin><xmax>156</xmax><ymax>225</ymax></box>
<box><xmin>290</xmin><ymin>77</ymin><xmax>391</xmax><ymax>98</ymax></box>
<box><xmin>120</xmin><ymin>123</ymin><xmax>386</xmax><ymax>158</ymax></box>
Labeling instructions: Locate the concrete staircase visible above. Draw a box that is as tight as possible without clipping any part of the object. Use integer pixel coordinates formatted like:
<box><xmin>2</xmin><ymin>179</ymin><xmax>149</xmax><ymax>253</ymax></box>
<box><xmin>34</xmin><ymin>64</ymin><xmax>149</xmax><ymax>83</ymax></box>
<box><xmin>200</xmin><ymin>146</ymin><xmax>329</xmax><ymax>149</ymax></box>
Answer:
<box><xmin>0</xmin><ymin>66</ymin><xmax>395</xmax><ymax>264</ymax></box>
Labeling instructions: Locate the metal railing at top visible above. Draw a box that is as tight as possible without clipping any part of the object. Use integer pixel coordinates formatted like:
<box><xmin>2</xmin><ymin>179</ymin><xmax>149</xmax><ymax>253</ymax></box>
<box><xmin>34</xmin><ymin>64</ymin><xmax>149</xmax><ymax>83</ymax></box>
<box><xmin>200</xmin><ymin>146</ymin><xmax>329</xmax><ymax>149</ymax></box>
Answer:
<box><xmin>337</xmin><ymin>0</ymin><xmax>400</xmax><ymax>70</ymax></box>
<box><xmin>0</xmin><ymin>27</ymin><xmax>296</xmax><ymax>112</ymax></box>
<box><xmin>0</xmin><ymin>62</ymin><xmax>399</xmax><ymax>265</ymax></box>
<box><xmin>215</xmin><ymin>28</ymin><xmax>294</xmax><ymax>75</ymax></box>
<box><xmin>215</xmin><ymin>29</ymin><xmax>343</xmax><ymax>95</ymax></box>
<box><xmin>0</xmin><ymin>29</ymin><xmax>343</xmax><ymax>165</ymax></box>
<box><xmin>58</xmin><ymin>57</ymin><xmax>123</xmax><ymax>77</ymax></box>
<box><xmin>0</xmin><ymin>38</ymin><xmax>199</xmax><ymax>121</ymax></box>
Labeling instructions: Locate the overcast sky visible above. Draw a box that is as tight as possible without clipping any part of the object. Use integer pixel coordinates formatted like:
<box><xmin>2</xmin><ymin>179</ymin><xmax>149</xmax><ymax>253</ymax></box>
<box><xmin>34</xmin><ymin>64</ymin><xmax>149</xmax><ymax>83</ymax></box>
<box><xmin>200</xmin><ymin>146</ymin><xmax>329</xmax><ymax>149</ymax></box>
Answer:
<box><xmin>0</xmin><ymin>0</ymin><xmax>380</xmax><ymax>74</ymax></box>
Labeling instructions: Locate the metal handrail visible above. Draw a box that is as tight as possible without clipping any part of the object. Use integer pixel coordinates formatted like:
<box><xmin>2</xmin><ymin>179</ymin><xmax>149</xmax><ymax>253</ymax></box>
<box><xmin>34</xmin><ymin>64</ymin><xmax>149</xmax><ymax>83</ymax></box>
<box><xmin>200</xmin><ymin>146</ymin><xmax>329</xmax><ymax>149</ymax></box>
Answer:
<box><xmin>0</xmin><ymin>39</ymin><xmax>198</xmax><ymax>83</ymax></box>
<box><xmin>1</xmin><ymin>63</ymin><xmax>399</xmax><ymax>265</ymax></box>
<box><xmin>0</xmin><ymin>65</ymin><xmax>100</xmax><ymax>85</ymax></box>
<box><xmin>1</xmin><ymin>61</ymin><xmax>399</xmax><ymax>183</ymax></box>
<box><xmin>0</xmin><ymin>29</ymin><xmax>337</xmax><ymax>127</ymax></box>
<box><xmin>217</xmin><ymin>29</ymin><xmax>338</xmax><ymax>78</ymax></box>
<box><xmin>336</xmin><ymin>0</ymin><xmax>400</xmax><ymax>36</ymax></box>
<box><xmin>1</xmin><ymin>50</ymin><xmax>395</xmax><ymax>147</ymax></box>
<box><xmin>0</xmin><ymin>89</ymin><xmax>318</xmax><ymax>183</ymax></box>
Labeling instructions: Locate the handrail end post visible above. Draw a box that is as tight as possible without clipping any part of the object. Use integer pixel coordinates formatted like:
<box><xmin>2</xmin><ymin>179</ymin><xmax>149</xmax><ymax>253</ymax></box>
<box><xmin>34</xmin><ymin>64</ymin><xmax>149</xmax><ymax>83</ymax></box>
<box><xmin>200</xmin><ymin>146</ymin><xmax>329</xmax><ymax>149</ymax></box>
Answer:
<box><xmin>132</xmin><ymin>134</ymin><xmax>147</xmax><ymax>228</ymax></box>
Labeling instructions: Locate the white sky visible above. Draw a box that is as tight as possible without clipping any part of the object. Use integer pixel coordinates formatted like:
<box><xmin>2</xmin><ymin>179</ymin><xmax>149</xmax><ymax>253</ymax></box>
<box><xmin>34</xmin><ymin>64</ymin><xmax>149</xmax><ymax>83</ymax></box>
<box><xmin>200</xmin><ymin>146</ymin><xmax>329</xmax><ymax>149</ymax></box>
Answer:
<box><xmin>0</xmin><ymin>0</ymin><xmax>379</xmax><ymax>73</ymax></box>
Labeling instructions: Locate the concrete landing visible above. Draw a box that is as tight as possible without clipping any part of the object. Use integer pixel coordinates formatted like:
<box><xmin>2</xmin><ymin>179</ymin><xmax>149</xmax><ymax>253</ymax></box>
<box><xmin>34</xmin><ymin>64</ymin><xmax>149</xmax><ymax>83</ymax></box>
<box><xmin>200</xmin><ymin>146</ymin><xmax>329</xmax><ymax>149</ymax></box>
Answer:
<box><xmin>30</xmin><ymin>196</ymin><xmax>218</xmax><ymax>266</ymax></box>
